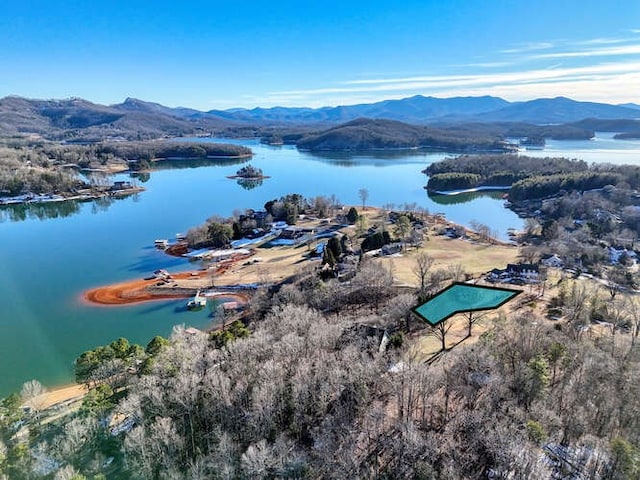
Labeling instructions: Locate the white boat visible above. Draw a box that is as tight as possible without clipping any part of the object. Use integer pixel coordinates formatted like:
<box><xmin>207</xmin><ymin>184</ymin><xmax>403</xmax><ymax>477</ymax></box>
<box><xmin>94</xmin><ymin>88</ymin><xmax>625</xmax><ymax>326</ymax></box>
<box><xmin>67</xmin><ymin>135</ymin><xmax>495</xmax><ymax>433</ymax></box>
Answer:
<box><xmin>186</xmin><ymin>290</ymin><xmax>207</xmax><ymax>310</ymax></box>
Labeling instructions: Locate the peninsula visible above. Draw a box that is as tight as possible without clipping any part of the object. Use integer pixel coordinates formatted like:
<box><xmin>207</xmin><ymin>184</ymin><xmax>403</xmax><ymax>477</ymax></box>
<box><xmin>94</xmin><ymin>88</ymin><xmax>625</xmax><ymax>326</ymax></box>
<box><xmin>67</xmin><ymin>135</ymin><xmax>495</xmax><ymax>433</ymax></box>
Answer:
<box><xmin>0</xmin><ymin>140</ymin><xmax>252</xmax><ymax>205</ymax></box>
<box><xmin>83</xmin><ymin>201</ymin><xmax>518</xmax><ymax>312</ymax></box>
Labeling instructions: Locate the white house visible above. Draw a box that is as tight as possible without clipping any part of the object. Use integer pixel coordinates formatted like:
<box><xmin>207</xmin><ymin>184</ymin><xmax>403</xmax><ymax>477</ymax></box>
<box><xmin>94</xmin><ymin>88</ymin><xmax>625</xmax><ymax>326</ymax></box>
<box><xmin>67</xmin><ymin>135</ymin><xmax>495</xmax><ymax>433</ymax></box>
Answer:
<box><xmin>506</xmin><ymin>263</ymin><xmax>540</xmax><ymax>284</ymax></box>
<box><xmin>541</xmin><ymin>254</ymin><xmax>563</xmax><ymax>268</ymax></box>
<box><xmin>608</xmin><ymin>247</ymin><xmax>638</xmax><ymax>265</ymax></box>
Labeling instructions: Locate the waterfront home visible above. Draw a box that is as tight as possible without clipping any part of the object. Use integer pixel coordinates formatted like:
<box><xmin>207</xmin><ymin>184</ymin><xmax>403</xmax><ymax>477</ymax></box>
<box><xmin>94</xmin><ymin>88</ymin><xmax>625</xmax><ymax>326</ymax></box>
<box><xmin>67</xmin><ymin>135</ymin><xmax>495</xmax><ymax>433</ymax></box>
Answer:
<box><xmin>541</xmin><ymin>254</ymin><xmax>564</xmax><ymax>268</ymax></box>
<box><xmin>270</xmin><ymin>226</ymin><xmax>314</xmax><ymax>246</ymax></box>
<box><xmin>506</xmin><ymin>263</ymin><xmax>540</xmax><ymax>283</ymax></box>
<box><xmin>110</xmin><ymin>181</ymin><xmax>133</xmax><ymax>191</ymax></box>
<box><xmin>381</xmin><ymin>243</ymin><xmax>403</xmax><ymax>255</ymax></box>
<box><xmin>608</xmin><ymin>246</ymin><xmax>638</xmax><ymax>265</ymax></box>
<box><xmin>486</xmin><ymin>263</ymin><xmax>540</xmax><ymax>284</ymax></box>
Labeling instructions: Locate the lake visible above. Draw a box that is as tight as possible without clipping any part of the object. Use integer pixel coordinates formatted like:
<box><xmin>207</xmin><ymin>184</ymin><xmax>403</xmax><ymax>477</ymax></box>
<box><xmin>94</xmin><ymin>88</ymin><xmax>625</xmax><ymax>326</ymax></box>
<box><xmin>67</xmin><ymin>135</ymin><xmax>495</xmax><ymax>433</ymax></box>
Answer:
<box><xmin>0</xmin><ymin>134</ymin><xmax>638</xmax><ymax>397</ymax></box>
<box><xmin>522</xmin><ymin>132</ymin><xmax>640</xmax><ymax>165</ymax></box>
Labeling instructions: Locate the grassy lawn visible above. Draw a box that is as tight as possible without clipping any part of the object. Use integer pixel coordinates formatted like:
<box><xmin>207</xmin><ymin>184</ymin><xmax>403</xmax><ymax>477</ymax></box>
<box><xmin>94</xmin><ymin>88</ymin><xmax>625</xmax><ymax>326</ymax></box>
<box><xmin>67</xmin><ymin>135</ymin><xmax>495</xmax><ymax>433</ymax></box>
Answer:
<box><xmin>380</xmin><ymin>236</ymin><xmax>520</xmax><ymax>287</ymax></box>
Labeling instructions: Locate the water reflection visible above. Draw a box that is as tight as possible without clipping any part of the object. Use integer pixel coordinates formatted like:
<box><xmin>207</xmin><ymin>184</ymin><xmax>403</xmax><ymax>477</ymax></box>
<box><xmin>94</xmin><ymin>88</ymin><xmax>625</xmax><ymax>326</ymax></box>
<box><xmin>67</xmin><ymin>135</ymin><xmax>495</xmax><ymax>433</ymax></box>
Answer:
<box><xmin>0</xmin><ymin>200</ymin><xmax>82</xmax><ymax>222</ymax></box>
<box><xmin>150</xmin><ymin>157</ymin><xmax>249</xmax><ymax>170</ymax></box>
<box><xmin>0</xmin><ymin>193</ymin><xmax>136</xmax><ymax>223</ymax></box>
<box><xmin>302</xmin><ymin>149</ymin><xmax>445</xmax><ymax>167</ymax></box>
<box><xmin>90</xmin><ymin>195</ymin><xmax>118</xmax><ymax>214</ymax></box>
<box><xmin>0</xmin><ymin>157</ymin><xmax>252</xmax><ymax>222</ymax></box>
<box><xmin>428</xmin><ymin>190</ymin><xmax>506</xmax><ymax>205</ymax></box>
<box><xmin>236</xmin><ymin>177</ymin><xmax>264</xmax><ymax>190</ymax></box>
<box><xmin>131</xmin><ymin>171</ymin><xmax>151</xmax><ymax>183</ymax></box>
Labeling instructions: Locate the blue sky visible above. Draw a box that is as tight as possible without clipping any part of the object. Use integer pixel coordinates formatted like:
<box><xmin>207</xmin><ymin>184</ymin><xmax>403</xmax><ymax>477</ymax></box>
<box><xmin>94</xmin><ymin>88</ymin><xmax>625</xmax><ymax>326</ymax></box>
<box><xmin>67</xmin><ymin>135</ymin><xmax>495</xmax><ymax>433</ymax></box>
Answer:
<box><xmin>1</xmin><ymin>0</ymin><xmax>639</xmax><ymax>109</ymax></box>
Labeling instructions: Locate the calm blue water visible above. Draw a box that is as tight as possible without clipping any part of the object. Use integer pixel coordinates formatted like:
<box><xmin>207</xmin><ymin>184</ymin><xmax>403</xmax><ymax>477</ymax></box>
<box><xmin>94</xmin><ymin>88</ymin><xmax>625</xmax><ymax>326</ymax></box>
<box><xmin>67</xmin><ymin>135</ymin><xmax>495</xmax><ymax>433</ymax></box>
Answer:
<box><xmin>523</xmin><ymin>132</ymin><xmax>640</xmax><ymax>165</ymax></box>
<box><xmin>0</xmin><ymin>135</ymin><xmax>637</xmax><ymax>396</ymax></box>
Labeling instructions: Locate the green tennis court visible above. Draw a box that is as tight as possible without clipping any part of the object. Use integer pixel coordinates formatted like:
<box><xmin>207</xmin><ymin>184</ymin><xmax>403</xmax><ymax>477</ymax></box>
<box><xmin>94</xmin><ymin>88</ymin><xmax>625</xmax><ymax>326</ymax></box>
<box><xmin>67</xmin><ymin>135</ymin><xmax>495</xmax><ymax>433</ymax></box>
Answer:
<box><xmin>413</xmin><ymin>282</ymin><xmax>521</xmax><ymax>326</ymax></box>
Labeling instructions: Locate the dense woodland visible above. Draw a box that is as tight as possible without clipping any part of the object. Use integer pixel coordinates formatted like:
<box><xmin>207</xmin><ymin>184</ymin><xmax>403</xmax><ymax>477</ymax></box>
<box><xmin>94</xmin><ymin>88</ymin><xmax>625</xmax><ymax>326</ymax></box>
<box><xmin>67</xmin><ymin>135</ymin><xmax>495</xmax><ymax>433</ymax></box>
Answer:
<box><xmin>293</xmin><ymin>119</ymin><xmax>515</xmax><ymax>152</ymax></box>
<box><xmin>0</xmin><ymin>141</ymin><xmax>251</xmax><ymax>197</ymax></box>
<box><xmin>3</xmin><ymin>255</ymin><xmax>640</xmax><ymax>478</ymax></box>
<box><xmin>0</xmin><ymin>146</ymin><xmax>85</xmax><ymax>196</ymax></box>
<box><xmin>425</xmin><ymin>154</ymin><xmax>640</xmax><ymax>201</ymax></box>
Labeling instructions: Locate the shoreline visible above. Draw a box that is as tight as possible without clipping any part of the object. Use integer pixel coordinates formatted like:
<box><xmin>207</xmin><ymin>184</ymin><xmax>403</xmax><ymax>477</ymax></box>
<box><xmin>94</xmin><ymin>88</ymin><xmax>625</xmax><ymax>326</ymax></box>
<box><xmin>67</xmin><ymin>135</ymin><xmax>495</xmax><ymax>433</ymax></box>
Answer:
<box><xmin>36</xmin><ymin>205</ymin><xmax>520</xmax><ymax>407</ymax></box>
<box><xmin>0</xmin><ymin>186</ymin><xmax>145</xmax><ymax>207</ymax></box>
<box><xmin>82</xmin><ymin>269</ymin><xmax>251</xmax><ymax>307</ymax></box>
<box><xmin>226</xmin><ymin>174</ymin><xmax>271</xmax><ymax>180</ymax></box>
<box><xmin>154</xmin><ymin>153</ymin><xmax>253</xmax><ymax>161</ymax></box>
<box><xmin>427</xmin><ymin>185</ymin><xmax>510</xmax><ymax>195</ymax></box>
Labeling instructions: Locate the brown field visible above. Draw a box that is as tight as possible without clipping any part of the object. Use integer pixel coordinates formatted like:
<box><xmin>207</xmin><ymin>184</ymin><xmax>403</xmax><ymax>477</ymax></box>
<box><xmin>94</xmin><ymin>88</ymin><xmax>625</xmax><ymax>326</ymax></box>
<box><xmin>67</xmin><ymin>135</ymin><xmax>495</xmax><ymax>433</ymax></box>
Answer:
<box><xmin>379</xmin><ymin>236</ymin><xmax>519</xmax><ymax>287</ymax></box>
<box><xmin>84</xmin><ymin>207</ymin><xmax>521</xmax><ymax>305</ymax></box>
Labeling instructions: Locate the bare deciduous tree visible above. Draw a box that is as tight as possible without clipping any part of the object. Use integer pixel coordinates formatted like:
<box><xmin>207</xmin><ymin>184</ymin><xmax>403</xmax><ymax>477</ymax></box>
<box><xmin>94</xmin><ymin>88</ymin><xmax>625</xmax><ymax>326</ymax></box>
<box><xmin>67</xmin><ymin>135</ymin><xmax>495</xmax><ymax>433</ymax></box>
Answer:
<box><xmin>429</xmin><ymin>318</ymin><xmax>454</xmax><ymax>352</ymax></box>
<box><xmin>464</xmin><ymin>310</ymin><xmax>489</xmax><ymax>338</ymax></box>
<box><xmin>413</xmin><ymin>252</ymin><xmax>434</xmax><ymax>298</ymax></box>
<box><xmin>20</xmin><ymin>379</ymin><xmax>47</xmax><ymax>414</ymax></box>
<box><xmin>447</xmin><ymin>263</ymin><xmax>466</xmax><ymax>282</ymax></box>
<box><xmin>393</xmin><ymin>215</ymin><xmax>412</xmax><ymax>248</ymax></box>
<box><xmin>358</xmin><ymin>188</ymin><xmax>369</xmax><ymax>211</ymax></box>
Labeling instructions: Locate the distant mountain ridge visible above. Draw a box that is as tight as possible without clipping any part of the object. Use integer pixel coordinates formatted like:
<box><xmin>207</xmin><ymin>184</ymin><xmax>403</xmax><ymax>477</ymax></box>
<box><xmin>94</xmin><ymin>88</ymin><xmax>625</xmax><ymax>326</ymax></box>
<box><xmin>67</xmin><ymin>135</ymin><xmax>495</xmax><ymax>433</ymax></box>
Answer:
<box><xmin>1</xmin><ymin>94</ymin><xmax>639</xmax><ymax>141</ymax></box>
<box><xmin>205</xmin><ymin>95</ymin><xmax>512</xmax><ymax>124</ymax></box>
<box><xmin>200</xmin><ymin>95</ymin><xmax>640</xmax><ymax>125</ymax></box>
<box><xmin>473</xmin><ymin>97</ymin><xmax>640</xmax><ymax>123</ymax></box>
<box><xmin>0</xmin><ymin>96</ymin><xmax>236</xmax><ymax>141</ymax></box>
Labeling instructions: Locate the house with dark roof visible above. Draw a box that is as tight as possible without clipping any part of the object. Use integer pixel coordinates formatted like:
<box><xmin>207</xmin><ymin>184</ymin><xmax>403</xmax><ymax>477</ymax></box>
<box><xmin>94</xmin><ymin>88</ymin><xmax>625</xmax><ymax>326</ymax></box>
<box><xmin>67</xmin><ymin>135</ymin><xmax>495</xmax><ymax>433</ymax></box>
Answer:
<box><xmin>486</xmin><ymin>263</ymin><xmax>540</xmax><ymax>284</ymax></box>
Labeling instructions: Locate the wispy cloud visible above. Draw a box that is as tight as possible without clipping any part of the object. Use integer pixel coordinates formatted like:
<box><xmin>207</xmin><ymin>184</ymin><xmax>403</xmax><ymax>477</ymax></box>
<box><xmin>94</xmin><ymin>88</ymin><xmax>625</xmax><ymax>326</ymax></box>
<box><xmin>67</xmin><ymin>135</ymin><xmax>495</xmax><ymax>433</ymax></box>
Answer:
<box><xmin>572</xmin><ymin>37</ymin><xmax>635</xmax><ymax>46</ymax></box>
<box><xmin>431</xmin><ymin>71</ymin><xmax>640</xmax><ymax>104</ymax></box>
<box><xmin>341</xmin><ymin>74</ymin><xmax>473</xmax><ymax>86</ymax></box>
<box><xmin>453</xmin><ymin>61</ymin><xmax>515</xmax><ymax>68</ymax></box>
<box><xmin>262</xmin><ymin>61</ymin><xmax>640</xmax><ymax>107</ymax></box>
<box><xmin>500</xmin><ymin>42</ymin><xmax>555</xmax><ymax>54</ymax></box>
<box><xmin>530</xmin><ymin>43</ymin><xmax>640</xmax><ymax>59</ymax></box>
<box><xmin>251</xmin><ymin>35</ymin><xmax>640</xmax><ymax>108</ymax></box>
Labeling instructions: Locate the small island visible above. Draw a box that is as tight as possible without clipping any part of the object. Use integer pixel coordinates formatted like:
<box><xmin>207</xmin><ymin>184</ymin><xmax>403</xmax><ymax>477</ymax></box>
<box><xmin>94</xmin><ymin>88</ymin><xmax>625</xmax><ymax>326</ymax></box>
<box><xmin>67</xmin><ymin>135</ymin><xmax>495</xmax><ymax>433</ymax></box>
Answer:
<box><xmin>227</xmin><ymin>164</ymin><xmax>270</xmax><ymax>180</ymax></box>
<box><xmin>227</xmin><ymin>164</ymin><xmax>270</xmax><ymax>189</ymax></box>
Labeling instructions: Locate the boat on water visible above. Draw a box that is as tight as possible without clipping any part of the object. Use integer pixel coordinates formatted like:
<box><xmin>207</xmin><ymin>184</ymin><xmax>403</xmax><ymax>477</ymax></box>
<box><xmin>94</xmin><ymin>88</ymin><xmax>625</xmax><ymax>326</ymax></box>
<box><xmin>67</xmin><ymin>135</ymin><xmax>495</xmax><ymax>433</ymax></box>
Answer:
<box><xmin>154</xmin><ymin>239</ymin><xmax>169</xmax><ymax>249</ymax></box>
<box><xmin>186</xmin><ymin>290</ymin><xmax>207</xmax><ymax>310</ymax></box>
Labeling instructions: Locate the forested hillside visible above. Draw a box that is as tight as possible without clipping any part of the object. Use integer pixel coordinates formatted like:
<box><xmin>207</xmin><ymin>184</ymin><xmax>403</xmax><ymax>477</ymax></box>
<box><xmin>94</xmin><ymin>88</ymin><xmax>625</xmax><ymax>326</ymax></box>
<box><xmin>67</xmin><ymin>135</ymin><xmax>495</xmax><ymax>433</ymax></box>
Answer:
<box><xmin>0</xmin><ymin>96</ymin><xmax>236</xmax><ymax>141</ymax></box>
<box><xmin>425</xmin><ymin>154</ymin><xmax>640</xmax><ymax>201</ymax></box>
<box><xmin>295</xmin><ymin>118</ymin><xmax>513</xmax><ymax>152</ymax></box>
<box><xmin>0</xmin><ymin>141</ymin><xmax>251</xmax><ymax>197</ymax></box>
<box><xmin>3</xmin><ymin>258</ymin><xmax>640</xmax><ymax>478</ymax></box>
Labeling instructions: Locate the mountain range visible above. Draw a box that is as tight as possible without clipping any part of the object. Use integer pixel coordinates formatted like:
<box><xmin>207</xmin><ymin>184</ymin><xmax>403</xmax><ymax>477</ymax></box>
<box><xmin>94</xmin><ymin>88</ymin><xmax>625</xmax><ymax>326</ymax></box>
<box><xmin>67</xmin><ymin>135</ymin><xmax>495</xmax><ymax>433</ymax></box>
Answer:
<box><xmin>1</xmin><ymin>94</ymin><xmax>639</xmax><ymax>141</ymax></box>
<box><xmin>202</xmin><ymin>95</ymin><xmax>640</xmax><ymax>125</ymax></box>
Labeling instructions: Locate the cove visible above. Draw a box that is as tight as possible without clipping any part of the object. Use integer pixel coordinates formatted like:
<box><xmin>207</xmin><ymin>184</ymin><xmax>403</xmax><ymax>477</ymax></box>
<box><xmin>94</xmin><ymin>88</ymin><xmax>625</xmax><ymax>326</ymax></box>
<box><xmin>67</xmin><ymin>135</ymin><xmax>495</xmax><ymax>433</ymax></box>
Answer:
<box><xmin>10</xmin><ymin>134</ymin><xmax>635</xmax><ymax>397</ymax></box>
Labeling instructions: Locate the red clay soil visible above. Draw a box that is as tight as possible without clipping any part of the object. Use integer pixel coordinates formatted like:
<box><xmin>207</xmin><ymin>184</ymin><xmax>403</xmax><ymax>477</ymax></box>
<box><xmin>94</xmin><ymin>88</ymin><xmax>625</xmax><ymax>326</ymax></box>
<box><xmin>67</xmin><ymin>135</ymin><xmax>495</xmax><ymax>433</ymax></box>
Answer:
<box><xmin>83</xmin><ymin>272</ymin><xmax>206</xmax><ymax>306</ymax></box>
<box><xmin>83</xmin><ymin>252</ymin><xmax>254</xmax><ymax>306</ymax></box>
<box><xmin>83</xmin><ymin>267</ymin><xmax>252</xmax><ymax>307</ymax></box>
<box><xmin>165</xmin><ymin>242</ymin><xmax>189</xmax><ymax>256</ymax></box>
